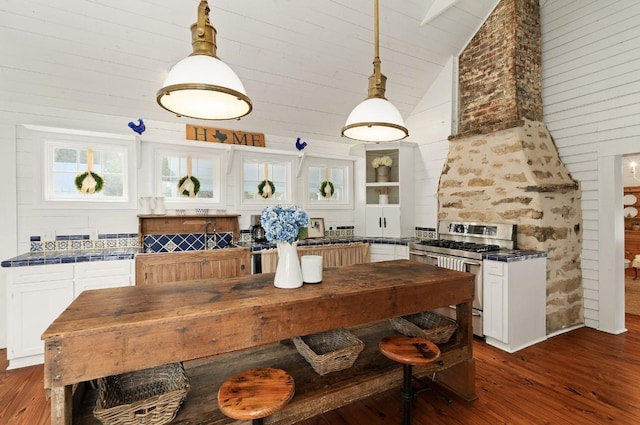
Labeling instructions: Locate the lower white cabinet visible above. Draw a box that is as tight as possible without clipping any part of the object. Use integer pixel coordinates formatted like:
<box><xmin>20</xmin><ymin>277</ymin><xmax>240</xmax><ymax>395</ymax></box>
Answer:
<box><xmin>483</xmin><ymin>257</ymin><xmax>547</xmax><ymax>353</ymax></box>
<box><xmin>74</xmin><ymin>260</ymin><xmax>134</xmax><ymax>296</ymax></box>
<box><xmin>5</xmin><ymin>260</ymin><xmax>134</xmax><ymax>369</ymax></box>
<box><xmin>369</xmin><ymin>244</ymin><xmax>409</xmax><ymax>262</ymax></box>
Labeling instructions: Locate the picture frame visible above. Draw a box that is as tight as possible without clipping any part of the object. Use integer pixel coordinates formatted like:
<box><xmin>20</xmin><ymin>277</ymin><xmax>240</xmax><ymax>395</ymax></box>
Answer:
<box><xmin>307</xmin><ymin>217</ymin><xmax>325</xmax><ymax>238</ymax></box>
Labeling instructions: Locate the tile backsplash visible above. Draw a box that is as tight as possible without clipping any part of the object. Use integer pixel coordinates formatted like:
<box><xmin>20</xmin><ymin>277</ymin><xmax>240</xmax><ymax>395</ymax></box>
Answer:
<box><xmin>30</xmin><ymin>233</ymin><xmax>139</xmax><ymax>252</ymax></box>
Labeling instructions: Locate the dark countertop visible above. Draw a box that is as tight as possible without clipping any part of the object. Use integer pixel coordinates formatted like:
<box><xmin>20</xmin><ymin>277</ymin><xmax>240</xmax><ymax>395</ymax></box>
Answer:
<box><xmin>1</xmin><ymin>237</ymin><xmax>546</xmax><ymax>267</ymax></box>
<box><xmin>1</xmin><ymin>248</ymin><xmax>141</xmax><ymax>268</ymax></box>
<box><xmin>483</xmin><ymin>249</ymin><xmax>547</xmax><ymax>262</ymax></box>
<box><xmin>236</xmin><ymin>236</ymin><xmax>413</xmax><ymax>252</ymax></box>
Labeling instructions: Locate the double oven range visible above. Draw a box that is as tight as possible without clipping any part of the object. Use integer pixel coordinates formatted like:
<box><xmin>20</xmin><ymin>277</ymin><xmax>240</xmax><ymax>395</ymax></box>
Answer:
<box><xmin>409</xmin><ymin>220</ymin><xmax>517</xmax><ymax>337</ymax></box>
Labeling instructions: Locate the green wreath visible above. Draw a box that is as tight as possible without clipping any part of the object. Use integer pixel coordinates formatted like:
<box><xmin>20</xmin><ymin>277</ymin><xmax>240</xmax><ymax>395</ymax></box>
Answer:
<box><xmin>74</xmin><ymin>171</ymin><xmax>104</xmax><ymax>194</ymax></box>
<box><xmin>258</xmin><ymin>180</ymin><xmax>276</xmax><ymax>198</ymax></box>
<box><xmin>319</xmin><ymin>181</ymin><xmax>334</xmax><ymax>198</ymax></box>
<box><xmin>178</xmin><ymin>175</ymin><xmax>200</xmax><ymax>197</ymax></box>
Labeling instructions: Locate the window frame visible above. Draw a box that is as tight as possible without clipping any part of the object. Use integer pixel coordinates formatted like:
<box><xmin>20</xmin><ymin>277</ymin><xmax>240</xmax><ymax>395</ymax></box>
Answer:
<box><xmin>33</xmin><ymin>128</ymin><xmax>136</xmax><ymax>209</ymax></box>
<box><xmin>153</xmin><ymin>146</ymin><xmax>225</xmax><ymax>209</ymax></box>
<box><xmin>302</xmin><ymin>156</ymin><xmax>354</xmax><ymax>209</ymax></box>
<box><xmin>238</xmin><ymin>151</ymin><xmax>295</xmax><ymax>209</ymax></box>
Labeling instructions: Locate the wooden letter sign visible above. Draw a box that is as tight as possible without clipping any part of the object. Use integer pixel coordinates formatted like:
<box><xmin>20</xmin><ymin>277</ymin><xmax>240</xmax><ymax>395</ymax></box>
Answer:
<box><xmin>186</xmin><ymin>125</ymin><xmax>266</xmax><ymax>147</ymax></box>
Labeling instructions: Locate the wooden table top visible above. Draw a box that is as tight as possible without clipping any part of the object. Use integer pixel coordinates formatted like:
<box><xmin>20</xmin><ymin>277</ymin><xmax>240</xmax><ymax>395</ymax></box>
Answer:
<box><xmin>42</xmin><ymin>260</ymin><xmax>474</xmax><ymax>388</ymax></box>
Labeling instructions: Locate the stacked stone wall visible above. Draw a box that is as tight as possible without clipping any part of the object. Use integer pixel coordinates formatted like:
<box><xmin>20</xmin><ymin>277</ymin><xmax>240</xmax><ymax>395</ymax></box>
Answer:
<box><xmin>439</xmin><ymin>120</ymin><xmax>583</xmax><ymax>333</ymax></box>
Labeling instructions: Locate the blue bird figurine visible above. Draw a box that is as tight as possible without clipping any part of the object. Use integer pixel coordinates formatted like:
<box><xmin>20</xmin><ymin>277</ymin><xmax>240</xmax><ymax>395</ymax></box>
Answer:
<box><xmin>296</xmin><ymin>137</ymin><xmax>308</xmax><ymax>151</ymax></box>
<box><xmin>128</xmin><ymin>118</ymin><xmax>146</xmax><ymax>134</ymax></box>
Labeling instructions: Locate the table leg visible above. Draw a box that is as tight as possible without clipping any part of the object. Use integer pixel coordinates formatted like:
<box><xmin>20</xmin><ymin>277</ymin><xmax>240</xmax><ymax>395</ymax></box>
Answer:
<box><xmin>634</xmin><ymin>267</ymin><xmax>638</xmax><ymax>280</ymax></box>
<box><xmin>51</xmin><ymin>385</ymin><xmax>73</xmax><ymax>425</ymax></box>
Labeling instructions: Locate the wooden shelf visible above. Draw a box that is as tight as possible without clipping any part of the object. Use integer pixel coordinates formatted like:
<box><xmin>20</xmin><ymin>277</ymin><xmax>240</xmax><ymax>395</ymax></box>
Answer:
<box><xmin>72</xmin><ymin>321</ymin><xmax>469</xmax><ymax>425</ymax></box>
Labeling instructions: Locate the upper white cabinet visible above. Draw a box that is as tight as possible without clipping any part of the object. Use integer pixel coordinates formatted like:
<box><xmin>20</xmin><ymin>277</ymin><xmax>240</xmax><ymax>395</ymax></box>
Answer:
<box><xmin>351</xmin><ymin>143</ymin><xmax>415</xmax><ymax>237</ymax></box>
<box><xmin>365</xmin><ymin>206</ymin><xmax>401</xmax><ymax>237</ymax></box>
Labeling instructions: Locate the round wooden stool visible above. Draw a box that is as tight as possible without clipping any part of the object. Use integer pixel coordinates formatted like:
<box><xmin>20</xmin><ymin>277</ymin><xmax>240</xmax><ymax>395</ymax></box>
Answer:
<box><xmin>217</xmin><ymin>367</ymin><xmax>295</xmax><ymax>425</ymax></box>
<box><xmin>379</xmin><ymin>335</ymin><xmax>441</xmax><ymax>425</ymax></box>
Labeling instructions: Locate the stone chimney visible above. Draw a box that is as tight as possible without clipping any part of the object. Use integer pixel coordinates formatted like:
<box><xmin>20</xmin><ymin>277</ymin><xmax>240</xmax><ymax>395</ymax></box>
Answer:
<box><xmin>440</xmin><ymin>0</ymin><xmax>583</xmax><ymax>333</ymax></box>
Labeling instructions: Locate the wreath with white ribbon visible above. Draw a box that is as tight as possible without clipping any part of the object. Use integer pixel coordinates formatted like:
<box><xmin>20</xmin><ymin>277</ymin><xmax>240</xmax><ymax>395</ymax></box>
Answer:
<box><xmin>258</xmin><ymin>163</ymin><xmax>275</xmax><ymax>198</ymax></box>
<box><xmin>319</xmin><ymin>181</ymin><xmax>334</xmax><ymax>198</ymax></box>
<box><xmin>178</xmin><ymin>156</ymin><xmax>200</xmax><ymax>197</ymax></box>
<box><xmin>319</xmin><ymin>168</ymin><xmax>333</xmax><ymax>199</ymax></box>
<box><xmin>258</xmin><ymin>180</ymin><xmax>275</xmax><ymax>199</ymax></box>
<box><xmin>74</xmin><ymin>149</ymin><xmax>104</xmax><ymax>194</ymax></box>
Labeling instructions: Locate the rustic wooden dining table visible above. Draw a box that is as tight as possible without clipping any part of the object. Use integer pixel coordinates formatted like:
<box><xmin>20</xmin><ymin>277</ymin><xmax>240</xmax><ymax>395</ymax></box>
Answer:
<box><xmin>42</xmin><ymin>259</ymin><xmax>476</xmax><ymax>425</ymax></box>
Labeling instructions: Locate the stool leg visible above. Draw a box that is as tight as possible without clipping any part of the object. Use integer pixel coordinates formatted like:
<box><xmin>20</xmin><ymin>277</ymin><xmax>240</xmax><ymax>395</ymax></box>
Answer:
<box><xmin>401</xmin><ymin>364</ymin><xmax>413</xmax><ymax>425</ymax></box>
<box><xmin>252</xmin><ymin>419</ymin><xmax>264</xmax><ymax>425</ymax></box>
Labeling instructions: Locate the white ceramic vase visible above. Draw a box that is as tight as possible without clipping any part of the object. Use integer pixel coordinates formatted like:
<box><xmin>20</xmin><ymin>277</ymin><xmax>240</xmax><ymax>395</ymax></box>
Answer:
<box><xmin>379</xmin><ymin>194</ymin><xmax>389</xmax><ymax>204</ymax></box>
<box><xmin>274</xmin><ymin>242</ymin><xmax>303</xmax><ymax>289</ymax></box>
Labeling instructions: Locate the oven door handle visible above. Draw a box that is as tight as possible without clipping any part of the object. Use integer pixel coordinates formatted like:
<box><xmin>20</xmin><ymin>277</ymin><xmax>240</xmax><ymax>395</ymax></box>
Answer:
<box><xmin>427</xmin><ymin>254</ymin><xmax>482</xmax><ymax>267</ymax></box>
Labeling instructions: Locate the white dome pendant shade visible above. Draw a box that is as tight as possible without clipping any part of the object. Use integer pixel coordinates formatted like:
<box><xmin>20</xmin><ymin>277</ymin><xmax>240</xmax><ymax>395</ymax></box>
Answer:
<box><xmin>341</xmin><ymin>0</ymin><xmax>408</xmax><ymax>142</ymax></box>
<box><xmin>342</xmin><ymin>97</ymin><xmax>408</xmax><ymax>142</ymax></box>
<box><xmin>157</xmin><ymin>1</ymin><xmax>252</xmax><ymax>120</ymax></box>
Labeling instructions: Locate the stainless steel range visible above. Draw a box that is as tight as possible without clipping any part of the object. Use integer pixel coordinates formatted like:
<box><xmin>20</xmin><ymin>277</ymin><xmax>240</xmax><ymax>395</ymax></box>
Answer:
<box><xmin>409</xmin><ymin>220</ymin><xmax>517</xmax><ymax>337</ymax></box>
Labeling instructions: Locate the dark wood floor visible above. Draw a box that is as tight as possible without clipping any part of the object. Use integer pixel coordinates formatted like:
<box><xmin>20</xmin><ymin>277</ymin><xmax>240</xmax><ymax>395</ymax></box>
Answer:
<box><xmin>2</xmin><ymin>315</ymin><xmax>640</xmax><ymax>425</ymax></box>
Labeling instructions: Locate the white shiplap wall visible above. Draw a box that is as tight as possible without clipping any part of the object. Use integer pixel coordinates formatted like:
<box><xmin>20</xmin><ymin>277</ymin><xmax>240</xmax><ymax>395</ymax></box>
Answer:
<box><xmin>408</xmin><ymin>58</ymin><xmax>456</xmax><ymax>228</ymax></box>
<box><xmin>541</xmin><ymin>0</ymin><xmax>640</xmax><ymax>333</ymax></box>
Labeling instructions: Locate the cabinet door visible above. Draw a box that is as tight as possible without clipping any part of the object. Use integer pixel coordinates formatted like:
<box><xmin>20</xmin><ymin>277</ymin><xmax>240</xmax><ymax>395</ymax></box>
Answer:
<box><xmin>365</xmin><ymin>206</ymin><xmax>401</xmax><ymax>237</ymax></box>
<box><xmin>201</xmin><ymin>249</ymin><xmax>250</xmax><ymax>279</ymax></box>
<box><xmin>135</xmin><ymin>252</ymin><xmax>204</xmax><ymax>285</ymax></box>
<box><xmin>365</xmin><ymin>207</ymin><xmax>384</xmax><ymax>237</ymax></box>
<box><xmin>483</xmin><ymin>262</ymin><xmax>506</xmax><ymax>342</ymax></box>
<box><xmin>8</xmin><ymin>280</ymin><xmax>74</xmax><ymax>360</ymax></box>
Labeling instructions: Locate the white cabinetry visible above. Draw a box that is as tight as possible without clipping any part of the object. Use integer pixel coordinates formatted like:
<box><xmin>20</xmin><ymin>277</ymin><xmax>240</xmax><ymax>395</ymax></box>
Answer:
<box><xmin>483</xmin><ymin>257</ymin><xmax>547</xmax><ymax>353</ymax></box>
<box><xmin>370</xmin><ymin>244</ymin><xmax>409</xmax><ymax>262</ymax></box>
<box><xmin>74</xmin><ymin>260</ymin><xmax>133</xmax><ymax>296</ymax></box>
<box><xmin>6</xmin><ymin>265</ymin><xmax>74</xmax><ymax>369</ymax></box>
<box><xmin>365</xmin><ymin>206</ymin><xmax>401</xmax><ymax>237</ymax></box>
<box><xmin>5</xmin><ymin>260</ymin><xmax>134</xmax><ymax>369</ymax></box>
<box><xmin>351</xmin><ymin>143</ymin><xmax>415</xmax><ymax>238</ymax></box>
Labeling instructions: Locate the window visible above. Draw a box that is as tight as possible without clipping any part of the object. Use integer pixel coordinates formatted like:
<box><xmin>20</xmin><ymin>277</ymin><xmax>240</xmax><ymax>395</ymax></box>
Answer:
<box><xmin>44</xmin><ymin>141</ymin><xmax>129</xmax><ymax>202</ymax></box>
<box><xmin>36</xmin><ymin>130</ymin><xmax>135</xmax><ymax>204</ymax></box>
<box><xmin>303</xmin><ymin>158</ymin><xmax>353</xmax><ymax>209</ymax></box>
<box><xmin>155</xmin><ymin>149</ymin><xmax>222</xmax><ymax>204</ymax></box>
<box><xmin>240</xmin><ymin>153</ymin><xmax>294</xmax><ymax>207</ymax></box>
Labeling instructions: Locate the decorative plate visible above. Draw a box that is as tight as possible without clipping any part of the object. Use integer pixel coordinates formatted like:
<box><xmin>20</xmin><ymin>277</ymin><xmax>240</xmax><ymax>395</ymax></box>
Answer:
<box><xmin>624</xmin><ymin>206</ymin><xmax>638</xmax><ymax>218</ymax></box>
<box><xmin>623</xmin><ymin>194</ymin><xmax>637</xmax><ymax>206</ymax></box>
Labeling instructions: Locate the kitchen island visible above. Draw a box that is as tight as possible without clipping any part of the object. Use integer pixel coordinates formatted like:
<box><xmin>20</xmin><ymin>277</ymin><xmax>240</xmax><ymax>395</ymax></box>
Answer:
<box><xmin>42</xmin><ymin>260</ymin><xmax>476</xmax><ymax>424</ymax></box>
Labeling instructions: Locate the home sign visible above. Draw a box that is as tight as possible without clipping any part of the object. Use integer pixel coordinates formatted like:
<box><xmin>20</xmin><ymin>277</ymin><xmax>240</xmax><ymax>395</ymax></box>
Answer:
<box><xmin>186</xmin><ymin>124</ymin><xmax>266</xmax><ymax>147</ymax></box>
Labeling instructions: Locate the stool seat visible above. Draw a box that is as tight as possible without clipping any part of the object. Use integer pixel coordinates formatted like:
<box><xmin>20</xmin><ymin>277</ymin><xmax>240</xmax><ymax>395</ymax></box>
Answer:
<box><xmin>218</xmin><ymin>368</ymin><xmax>294</xmax><ymax>422</ymax></box>
<box><xmin>379</xmin><ymin>335</ymin><xmax>441</xmax><ymax>365</ymax></box>
<box><xmin>379</xmin><ymin>335</ymin><xmax>441</xmax><ymax>425</ymax></box>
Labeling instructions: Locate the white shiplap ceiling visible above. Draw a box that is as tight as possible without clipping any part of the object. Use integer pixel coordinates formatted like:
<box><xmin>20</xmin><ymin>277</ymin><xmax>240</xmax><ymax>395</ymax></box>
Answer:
<box><xmin>0</xmin><ymin>0</ymin><xmax>498</xmax><ymax>143</ymax></box>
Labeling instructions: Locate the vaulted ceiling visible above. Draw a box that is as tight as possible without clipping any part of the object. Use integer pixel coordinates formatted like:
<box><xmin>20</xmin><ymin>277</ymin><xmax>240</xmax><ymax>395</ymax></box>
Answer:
<box><xmin>1</xmin><ymin>0</ymin><xmax>499</xmax><ymax>143</ymax></box>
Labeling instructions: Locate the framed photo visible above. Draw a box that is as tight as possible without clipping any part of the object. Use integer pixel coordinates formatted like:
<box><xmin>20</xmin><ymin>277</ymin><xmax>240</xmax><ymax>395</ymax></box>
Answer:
<box><xmin>308</xmin><ymin>217</ymin><xmax>325</xmax><ymax>238</ymax></box>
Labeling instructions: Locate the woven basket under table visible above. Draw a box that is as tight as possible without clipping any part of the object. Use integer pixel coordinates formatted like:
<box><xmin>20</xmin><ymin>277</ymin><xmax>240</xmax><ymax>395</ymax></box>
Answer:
<box><xmin>93</xmin><ymin>362</ymin><xmax>190</xmax><ymax>425</ymax></box>
<box><xmin>389</xmin><ymin>311</ymin><xmax>458</xmax><ymax>344</ymax></box>
<box><xmin>293</xmin><ymin>329</ymin><xmax>365</xmax><ymax>376</ymax></box>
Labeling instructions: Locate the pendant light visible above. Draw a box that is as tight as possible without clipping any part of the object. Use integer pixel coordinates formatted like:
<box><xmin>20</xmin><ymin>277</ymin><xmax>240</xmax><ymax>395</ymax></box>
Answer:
<box><xmin>341</xmin><ymin>0</ymin><xmax>409</xmax><ymax>142</ymax></box>
<box><xmin>157</xmin><ymin>1</ymin><xmax>252</xmax><ymax>120</ymax></box>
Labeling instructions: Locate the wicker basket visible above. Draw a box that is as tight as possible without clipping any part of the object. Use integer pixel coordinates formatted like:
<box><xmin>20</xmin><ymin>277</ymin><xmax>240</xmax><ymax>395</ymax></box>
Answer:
<box><xmin>389</xmin><ymin>311</ymin><xmax>458</xmax><ymax>344</ymax></box>
<box><xmin>293</xmin><ymin>329</ymin><xmax>365</xmax><ymax>376</ymax></box>
<box><xmin>93</xmin><ymin>362</ymin><xmax>190</xmax><ymax>425</ymax></box>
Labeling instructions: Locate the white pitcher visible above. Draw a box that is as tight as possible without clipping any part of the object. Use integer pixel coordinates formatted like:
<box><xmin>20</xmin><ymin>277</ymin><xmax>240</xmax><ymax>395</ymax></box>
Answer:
<box><xmin>139</xmin><ymin>196</ymin><xmax>153</xmax><ymax>215</ymax></box>
<box><xmin>153</xmin><ymin>196</ymin><xmax>166</xmax><ymax>215</ymax></box>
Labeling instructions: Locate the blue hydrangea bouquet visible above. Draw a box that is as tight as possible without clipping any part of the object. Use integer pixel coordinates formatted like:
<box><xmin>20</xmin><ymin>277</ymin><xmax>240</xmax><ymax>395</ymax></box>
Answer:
<box><xmin>260</xmin><ymin>205</ymin><xmax>309</xmax><ymax>243</ymax></box>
